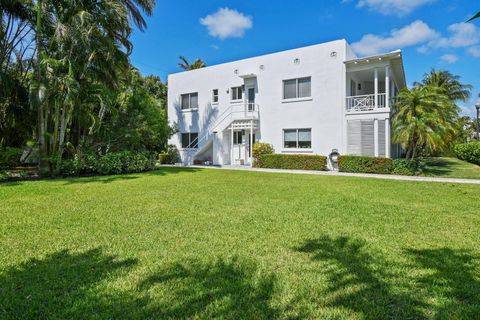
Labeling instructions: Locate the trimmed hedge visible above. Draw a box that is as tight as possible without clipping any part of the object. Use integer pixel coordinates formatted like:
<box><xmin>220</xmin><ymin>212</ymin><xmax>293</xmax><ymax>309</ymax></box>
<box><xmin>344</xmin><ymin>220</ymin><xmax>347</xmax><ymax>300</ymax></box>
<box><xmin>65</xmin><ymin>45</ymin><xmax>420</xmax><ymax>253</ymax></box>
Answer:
<box><xmin>256</xmin><ymin>154</ymin><xmax>327</xmax><ymax>171</ymax></box>
<box><xmin>58</xmin><ymin>151</ymin><xmax>155</xmax><ymax>177</ymax></box>
<box><xmin>454</xmin><ymin>141</ymin><xmax>480</xmax><ymax>165</ymax></box>
<box><xmin>338</xmin><ymin>156</ymin><xmax>393</xmax><ymax>174</ymax></box>
<box><xmin>252</xmin><ymin>143</ymin><xmax>274</xmax><ymax>167</ymax></box>
<box><xmin>392</xmin><ymin>159</ymin><xmax>425</xmax><ymax>176</ymax></box>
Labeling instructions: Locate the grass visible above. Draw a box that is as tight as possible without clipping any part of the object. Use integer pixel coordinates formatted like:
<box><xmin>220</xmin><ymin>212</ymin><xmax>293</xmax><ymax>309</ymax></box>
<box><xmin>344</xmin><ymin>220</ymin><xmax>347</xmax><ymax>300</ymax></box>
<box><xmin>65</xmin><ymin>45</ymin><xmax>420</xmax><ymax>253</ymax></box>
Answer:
<box><xmin>1</xmin><ymin>167</ymin><xmax>479</xmax><ymax>319</ymax></box>
<box><xmin>421</xmin><ymin>157</ymin><xmax>480</xmax><ymax>179</ymax></box>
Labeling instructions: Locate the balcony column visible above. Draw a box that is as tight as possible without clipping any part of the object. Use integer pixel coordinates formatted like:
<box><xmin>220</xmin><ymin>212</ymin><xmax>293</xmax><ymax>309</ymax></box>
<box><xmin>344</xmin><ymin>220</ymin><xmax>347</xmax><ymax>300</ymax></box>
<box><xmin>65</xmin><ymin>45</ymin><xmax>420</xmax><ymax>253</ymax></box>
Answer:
<box><xmin>374</xmin><ymin>118</ymin><xmax>379</xmax><ymax>157</ymax></box>
<box><xmin>374</xmin><ymin>68</ymin><xmax>379</xmax><ymax>109</ymax></box>
<box><xmin>385</xmin><ymin>66</ymin><xmax>390</xmax><ymax>109</ymax></box>
<box><xmin>250</xmin><ymin>120</ymin><xmax>253</xmax><ymax>166</ymax></box>
<box><xmin>385</xmin><ymin>118</ymin><xmax>391</xmax><ymax>158</ymax></box>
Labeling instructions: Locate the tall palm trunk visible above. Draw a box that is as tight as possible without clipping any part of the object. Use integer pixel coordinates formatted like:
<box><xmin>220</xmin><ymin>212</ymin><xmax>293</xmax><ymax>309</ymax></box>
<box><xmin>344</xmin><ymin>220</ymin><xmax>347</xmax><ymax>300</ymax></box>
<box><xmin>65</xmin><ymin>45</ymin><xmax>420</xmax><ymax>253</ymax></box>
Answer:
<box><xmin>35</xmin><ymin>0</ymin><xmax>49</xmax><ymax>175</ymax></box>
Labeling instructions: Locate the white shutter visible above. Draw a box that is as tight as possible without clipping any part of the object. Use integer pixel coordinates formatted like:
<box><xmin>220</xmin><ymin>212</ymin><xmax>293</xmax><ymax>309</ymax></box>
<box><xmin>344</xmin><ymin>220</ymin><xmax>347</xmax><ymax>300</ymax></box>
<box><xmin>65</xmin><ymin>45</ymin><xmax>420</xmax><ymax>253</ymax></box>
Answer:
<box><xmin>378</xmin><ymin>120</ymin><xmax>386</xmax><ymax>157</ymax></box>
<box><xmin>361</xmin><ymin>120</ymin><xmax>375</xmax><ymax>156</ymax></box>
<box><xmin>347</xmin><ymin>120</ymin><xmax>362</xmax><ymax>155</ymax></box>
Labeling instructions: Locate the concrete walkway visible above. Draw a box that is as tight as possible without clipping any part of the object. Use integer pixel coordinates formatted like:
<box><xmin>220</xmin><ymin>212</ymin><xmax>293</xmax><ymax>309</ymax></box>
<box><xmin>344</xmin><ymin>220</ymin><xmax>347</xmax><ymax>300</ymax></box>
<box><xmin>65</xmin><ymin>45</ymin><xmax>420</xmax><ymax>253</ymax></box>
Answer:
<box><xmin>182</xmin><ymin>165</ymin><xmax>480</xmax><ymax>185</ymax></box>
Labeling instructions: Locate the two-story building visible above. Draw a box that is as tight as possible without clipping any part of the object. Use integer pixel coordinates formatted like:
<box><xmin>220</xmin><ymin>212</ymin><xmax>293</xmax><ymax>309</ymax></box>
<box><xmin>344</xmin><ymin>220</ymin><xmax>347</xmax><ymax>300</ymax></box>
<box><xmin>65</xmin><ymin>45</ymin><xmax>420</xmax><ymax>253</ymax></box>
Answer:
<box><xmin>167</xmin><ymin>39</ymin><xmax>406</xmax><ymax>166</ymax></box>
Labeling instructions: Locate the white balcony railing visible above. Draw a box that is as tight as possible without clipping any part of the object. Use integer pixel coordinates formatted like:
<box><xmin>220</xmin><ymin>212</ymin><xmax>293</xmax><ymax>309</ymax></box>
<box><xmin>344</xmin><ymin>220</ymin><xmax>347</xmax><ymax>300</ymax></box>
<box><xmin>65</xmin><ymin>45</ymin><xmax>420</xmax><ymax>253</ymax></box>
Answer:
<box><xmin>346</xmin><ymin>93</ymin><xmax>387</xmax><ymax>112</ymax></box>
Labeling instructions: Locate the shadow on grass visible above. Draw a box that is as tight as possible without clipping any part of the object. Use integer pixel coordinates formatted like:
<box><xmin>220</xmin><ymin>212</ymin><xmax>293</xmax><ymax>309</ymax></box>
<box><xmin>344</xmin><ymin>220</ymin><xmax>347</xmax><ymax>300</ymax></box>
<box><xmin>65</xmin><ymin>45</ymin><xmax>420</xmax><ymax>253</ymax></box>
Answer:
<box><xmin>0</xmin><ymin>250</ymin><xmax>293</xmax><ymax>319</ymax></box>
<box><xmin>422</xmin><ymin>158</ymin><xmax>458</xmax><ymax>177</ymax></box>
<box><xmin>406</xmin><ymin>248</ymin><xmax>480</xmax><ymax>319</ymax></box>
<box><xmin>296</xmin><ymin>236</ymin><xmax>427</xmax><ymax>319</ymax></box>
<box><xmin>0</xmin><ymin>248</ymin><xmax>145</xmax><ymax>319</ymax></box>
<box><xmin>139</xmin><ymin>257</ymin><xmax>291</xmax><ymax>319</ymax></box>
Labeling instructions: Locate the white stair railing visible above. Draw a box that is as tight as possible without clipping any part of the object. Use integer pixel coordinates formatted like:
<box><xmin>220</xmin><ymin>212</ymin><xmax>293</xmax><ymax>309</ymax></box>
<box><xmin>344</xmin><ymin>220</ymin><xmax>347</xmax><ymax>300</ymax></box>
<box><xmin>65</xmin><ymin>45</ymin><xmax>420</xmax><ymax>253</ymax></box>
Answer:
<box><xmin>185</xmin><ymin>103</ymin><xmax>259</xmax><ymax>149</ymax></box>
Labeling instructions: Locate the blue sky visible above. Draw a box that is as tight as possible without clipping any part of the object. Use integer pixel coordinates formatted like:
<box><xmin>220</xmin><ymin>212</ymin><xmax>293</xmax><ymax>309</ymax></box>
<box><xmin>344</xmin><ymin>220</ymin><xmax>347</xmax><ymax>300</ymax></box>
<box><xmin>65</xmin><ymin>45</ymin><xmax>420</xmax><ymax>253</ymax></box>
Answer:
<box><xmin>130</xmin><ymin>0</ymin><xmax>480</xmax><ymax>117</ymax></box>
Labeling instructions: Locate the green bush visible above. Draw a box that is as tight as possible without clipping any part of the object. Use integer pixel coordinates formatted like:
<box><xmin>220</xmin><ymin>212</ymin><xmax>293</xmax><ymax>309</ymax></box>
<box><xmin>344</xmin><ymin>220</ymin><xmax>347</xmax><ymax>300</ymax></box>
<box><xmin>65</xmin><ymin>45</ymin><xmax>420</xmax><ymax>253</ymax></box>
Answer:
<box><xmin>338</xmin><ymin>156</ymin><xmax>394</xmax><ymax>174</ymax></box>
<box><xmin>392</xmin><ymin>159</ymin><xmax>425</xmax><ymax>176</ymax></box>
<box><xmin>252</xmin><ymin>143</ymin><xmax>274</xmax><ymax>167</ymax></box>
<box><xmin>257</xmin><ymin>154</ymin><xmax>327</xmax><ymax>171</ymax></box>
<box><xmin>0</xmin><ymin>147</ymin><xmax>23</xmax><ymax>169</ymax></box>
<box><xmin>159</xmin><ymin>144</ymin><xmax>179</xmax><ymax>164</ymax></box>
<box><xmin>454</xmin><ymin>141</ymin><xmax>480</xmax><ymax>165</ymax></box>
<box><xmin>58</xmin><ymin>151</ymin><xmax>155</xmax><ymax>176</ymax></box>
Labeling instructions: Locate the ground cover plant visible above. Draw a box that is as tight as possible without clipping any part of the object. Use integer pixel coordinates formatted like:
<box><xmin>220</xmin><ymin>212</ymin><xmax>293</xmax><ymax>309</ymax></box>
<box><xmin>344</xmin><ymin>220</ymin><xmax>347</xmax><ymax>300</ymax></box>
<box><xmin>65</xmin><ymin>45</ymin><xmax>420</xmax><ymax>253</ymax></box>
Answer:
<box><xmin>1</xmin><ymin>168</ymin><xmax>479</xmax><ymax>319</ymax></box>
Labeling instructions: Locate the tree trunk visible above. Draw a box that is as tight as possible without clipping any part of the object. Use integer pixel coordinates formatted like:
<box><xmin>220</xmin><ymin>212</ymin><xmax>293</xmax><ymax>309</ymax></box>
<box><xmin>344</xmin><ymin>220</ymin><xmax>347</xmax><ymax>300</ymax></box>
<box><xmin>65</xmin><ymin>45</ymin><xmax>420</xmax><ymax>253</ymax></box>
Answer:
<box><xmin>35</xmin><ymin>0</ymin><xmax>50</xmax><ymax>176</ymax></box>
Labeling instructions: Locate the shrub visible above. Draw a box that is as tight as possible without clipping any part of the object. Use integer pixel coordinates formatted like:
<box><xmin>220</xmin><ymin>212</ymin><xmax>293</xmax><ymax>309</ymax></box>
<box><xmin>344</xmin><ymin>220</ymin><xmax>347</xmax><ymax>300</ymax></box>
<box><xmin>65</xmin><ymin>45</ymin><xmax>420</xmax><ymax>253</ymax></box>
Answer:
<box><xmin>338</xmin><ymin>156</ymin><xmax>393</xmax><ymax>174</ymax></box>
<box><xmin>159</xmin><ymin>144</ymin><xmax>179</xmax><ymax>164</ymax></box>
<box><xmin>257</xmin><ymin>154</ymin><xmax>327</xmax><ymax>171</ymax></box>
<box><xmin>58</xmin><ymin>151</ymin><xmax>155</xmax><ymax>176</ymax></box>
<box><xmin>0</xmin><ymin>147</ymin><xmax>23</xmax><ymax>169</ymax></box>
<box><xmin>392</xmin><ymin>159</ymin><xmax>425</xmax><ymax>176</ymax></box>
<box><xmin>252</xmin><ymin>143</ymin><xmax>274</xmax><ymax>167</ymax></box>
<box><xmin>454</xmin><ymin>141</ymin><xmax>480</xmax><ymax>165</ymax></box>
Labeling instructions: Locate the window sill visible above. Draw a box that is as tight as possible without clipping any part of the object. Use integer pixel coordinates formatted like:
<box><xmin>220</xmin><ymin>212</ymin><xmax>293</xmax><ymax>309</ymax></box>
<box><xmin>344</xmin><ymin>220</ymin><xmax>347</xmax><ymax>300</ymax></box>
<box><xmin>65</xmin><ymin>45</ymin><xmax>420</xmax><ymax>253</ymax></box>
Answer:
<box><xmin>180</xmin><ymin>108</ymin><xmax>199</xmax><ymax>113</ymax></box>
<box><xmin>230</xmin><ymin>100</ymin><xmax>244</xmax><ymax>104</ymax></box>
<box><xmin>281</xmin><ymin>149</ymin><xmax>313</xmax><ymax>153</ymax></box>
<box><xmin>281</xmin><ymin>97</ymin><xmax>313</xmax><ymax>104</ymax></box>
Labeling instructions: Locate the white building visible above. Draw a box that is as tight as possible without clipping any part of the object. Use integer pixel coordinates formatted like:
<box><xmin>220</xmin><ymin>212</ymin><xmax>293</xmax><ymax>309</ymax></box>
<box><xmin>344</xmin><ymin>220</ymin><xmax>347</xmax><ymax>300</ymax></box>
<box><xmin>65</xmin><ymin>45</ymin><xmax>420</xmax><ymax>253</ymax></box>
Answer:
<box><xmin>167</xmin><ymin>39</ymin><xmax>406</xmax><ymax>166</ymax></box>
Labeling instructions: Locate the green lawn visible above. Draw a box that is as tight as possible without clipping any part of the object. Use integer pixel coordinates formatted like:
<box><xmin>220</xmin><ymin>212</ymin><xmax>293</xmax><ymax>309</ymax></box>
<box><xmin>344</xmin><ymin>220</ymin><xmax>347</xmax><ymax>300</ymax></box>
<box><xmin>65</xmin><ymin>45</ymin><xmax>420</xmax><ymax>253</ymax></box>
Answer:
<box><xmin>1</xmin><ymin>168</ymin><xmax>479</xmax><ymax>319</ymax></box>
<box><xmin>422</xmin><ymin>157</ymin><xmax>480</xmax><ymax>179</ymax></box>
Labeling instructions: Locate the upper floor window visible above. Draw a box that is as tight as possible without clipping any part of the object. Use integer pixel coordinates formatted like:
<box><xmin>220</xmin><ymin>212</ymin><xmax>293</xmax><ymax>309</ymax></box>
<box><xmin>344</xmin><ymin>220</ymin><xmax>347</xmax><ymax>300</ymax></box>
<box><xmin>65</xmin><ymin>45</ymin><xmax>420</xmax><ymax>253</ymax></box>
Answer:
<box><xmin>181</xmin><ymin>132</ymin><xmax>198</xmax><ymax>148</ymax></box>
<box><xmin>181</xmin><ymin>92</ymin><xmax>198</xmax><ymax>110</ymax></box>
<box><xmin>283</xmin><ymin>128</ymin><xmax>311</xmax><ymax>149</ymax></box>
<box><xmin>283</xmin><ymin>77</ymin><xmax>311</xmax><ymax>100</ymax></box>
<box><xmin>212</xmin><ymin>89</ymin><xmax>219</xmax><ymax>104</ymax></box>
<box><xmin>231</xmin><ymin>86</ymin><xmax>243</xmax><ymax>101</ymax></box>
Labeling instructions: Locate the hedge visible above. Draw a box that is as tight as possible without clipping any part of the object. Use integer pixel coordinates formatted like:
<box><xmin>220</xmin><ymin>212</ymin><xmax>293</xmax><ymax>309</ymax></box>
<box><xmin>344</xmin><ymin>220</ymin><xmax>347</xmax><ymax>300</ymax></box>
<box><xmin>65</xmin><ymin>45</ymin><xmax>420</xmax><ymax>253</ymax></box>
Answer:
<box><xmin>338</xmin><ymin>155</ymin><xmax>393</xmax><ymax>174</ymax></box>
<box><xmin>158</xmin><ymin>144</ymin><xmax>179</xmax><ymax>164</ymax></box>
<box><xmin>58</xmin><ymin>151</ymin><xmax>155</xmax><ymax>177</ymax></box>
<box><xmin>256</xmin><ymin>154</ymin><xmax>327</xmax><ymax>171</ymax></box>
<box><xmin>454</xmin><ymin>141</ymin><xmax>480</xmax><ymax>165</ymax></box>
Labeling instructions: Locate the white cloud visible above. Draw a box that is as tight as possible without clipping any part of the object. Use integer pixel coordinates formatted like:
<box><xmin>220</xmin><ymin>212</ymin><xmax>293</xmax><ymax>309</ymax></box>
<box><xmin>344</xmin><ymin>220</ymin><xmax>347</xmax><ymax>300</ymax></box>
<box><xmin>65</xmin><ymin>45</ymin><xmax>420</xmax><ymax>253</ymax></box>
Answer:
<box><xmin>440</xmin><ymin>54</ymin><xmax>459</xmax><ymax>64</ymax></box>
<box><xmin>346</xmin><ymin>0</ymin><xmax>435</xmax><ymax>16</ymax></box>
<box><xmin>351</xmin><ymin>20</ymin><xmax>438</xmax><ymax>56</ymax></box>
<box><xmin>200</xmin><ymin>8</ymin><xmax>252</xmax><ymax>40</ymax></box>
<box><xmin>420</xmin><ymin>23</ymin><xmax>480</xmax><ymax>51</ymax></box>
<box><xmin>467</xmin><ymin>46</ymin><xmax>480</xmax><ymax>58</ymax></box>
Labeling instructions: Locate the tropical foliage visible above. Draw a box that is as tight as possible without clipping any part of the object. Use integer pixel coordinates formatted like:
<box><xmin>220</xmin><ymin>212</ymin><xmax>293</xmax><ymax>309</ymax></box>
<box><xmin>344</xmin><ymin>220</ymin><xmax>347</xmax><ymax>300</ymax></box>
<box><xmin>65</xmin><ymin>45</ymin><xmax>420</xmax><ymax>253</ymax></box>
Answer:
<box><xmin>392</xmin><ymin>70</ymin><xmax>472</xmax><ymax>159</ymax></box>
<box><xmin>1</xmin><ymin>0</ymin><xmax>173</xmax><ymax>176</ymax></box>
<box><xmin>178</xmin><ymin>55</ymin><xmax>206</xmax><ymax>70</ymax></box>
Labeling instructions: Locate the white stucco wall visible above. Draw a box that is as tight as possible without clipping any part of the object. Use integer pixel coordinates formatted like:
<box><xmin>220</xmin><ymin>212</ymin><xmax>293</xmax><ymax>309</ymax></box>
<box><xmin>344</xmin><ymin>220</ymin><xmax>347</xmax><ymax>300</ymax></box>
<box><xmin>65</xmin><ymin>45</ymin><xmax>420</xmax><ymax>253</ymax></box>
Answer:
<box><xmin>168</xmin><ymin>39</ymin><xmax>352</xmax><ymax>164</ymax></box>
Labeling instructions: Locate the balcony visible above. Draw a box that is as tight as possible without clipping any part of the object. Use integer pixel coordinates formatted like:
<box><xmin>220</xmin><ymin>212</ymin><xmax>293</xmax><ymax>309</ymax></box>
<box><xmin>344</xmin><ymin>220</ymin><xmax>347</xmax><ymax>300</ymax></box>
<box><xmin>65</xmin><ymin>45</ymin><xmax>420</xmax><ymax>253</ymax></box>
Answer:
<box><xmin>346</xmin><ymin>93</ymin><xmax>387</xmax><ymax>113</ymax></box>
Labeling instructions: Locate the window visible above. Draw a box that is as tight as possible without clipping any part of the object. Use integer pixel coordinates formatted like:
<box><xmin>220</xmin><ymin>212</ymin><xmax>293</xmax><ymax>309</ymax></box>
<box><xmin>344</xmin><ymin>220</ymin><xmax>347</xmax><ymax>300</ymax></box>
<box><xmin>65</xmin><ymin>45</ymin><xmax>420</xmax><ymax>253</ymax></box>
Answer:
<box><xmin>283</xmin><ymin>77</ymin><xmax>311</xmax><ymax>99</ymax></box>
<box><xmin>283</xmin><ymin>129</ymin><xmax>311</xmax><ymax>149</ymax></box>
<box><xmin>180</xmin><ymin>92</ymin><xmax>198</xmax><ymax>110</ymax></box>
<box><xmin>231</xmin><ymin>86</ymin><xmax>243</xmax><ymax>101</ymax></box>
<box><xmin>212</xmin><ymin>89</ymin><xmax>219</xmax><ymax>103</ymax></box>
<box><xmin>181</xmin><ymin>132</ymin><xmax>198</xmax><ymax>148</ymax></box>
<box><xmin>233</xmin><ymin>131</ymin><xmax>243</xmax><ymax>144</ymax></box>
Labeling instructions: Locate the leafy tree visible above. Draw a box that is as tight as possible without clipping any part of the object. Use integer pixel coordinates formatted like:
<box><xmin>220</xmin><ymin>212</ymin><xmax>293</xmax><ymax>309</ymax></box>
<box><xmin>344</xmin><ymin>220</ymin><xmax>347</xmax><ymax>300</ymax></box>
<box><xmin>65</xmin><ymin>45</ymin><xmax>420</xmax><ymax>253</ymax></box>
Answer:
<box><xmin>392</xmin><ymin>86</ymin><xmax>456</xmax><ymax>159</ymax></box>
<box><xmin>178</xmin><ymin>55</ymin><xmax>206</xmax><ymax>70</ymax></box>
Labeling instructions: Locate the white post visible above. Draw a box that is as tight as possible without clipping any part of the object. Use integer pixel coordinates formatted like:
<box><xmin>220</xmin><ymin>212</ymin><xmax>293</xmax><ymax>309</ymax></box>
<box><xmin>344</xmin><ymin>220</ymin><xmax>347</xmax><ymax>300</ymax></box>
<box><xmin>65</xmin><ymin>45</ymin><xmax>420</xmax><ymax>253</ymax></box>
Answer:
<box><xmin>250</xmin><ymin>120</ymin><xmax>253</xmax><ymax>166</ymax></box>
<box><xmin>385</xmin><ymin>66</ymin><xmax>390</xmax><ymax>109</ymax></box>
<box><xmin>230</xmin><ymin>126</ymin><xmax>234</xmax><ymax>165</ymax></box>
<box><xmin>374</xmin><ymin>118</ymin><xmax>379</xmax><ymax>157</ymax></box>
<box><xmin>374</xmin><ymin>68</ymin><xmax>379</xmax><ymax>109</ymax></box>
<box><xmin>385</xmin><ymin>118</ymin><xmax>391</xmax><ymax>158</ymax></box>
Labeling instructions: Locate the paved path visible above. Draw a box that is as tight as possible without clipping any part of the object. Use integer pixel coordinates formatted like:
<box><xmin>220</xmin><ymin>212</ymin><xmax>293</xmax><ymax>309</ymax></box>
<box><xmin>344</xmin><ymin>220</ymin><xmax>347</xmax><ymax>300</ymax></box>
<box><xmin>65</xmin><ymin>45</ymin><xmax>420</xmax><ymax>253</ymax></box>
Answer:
<box><xmin>179</xmin><ymin>165</ymin><xmax>480</xmax><ymax>185</ymax></box>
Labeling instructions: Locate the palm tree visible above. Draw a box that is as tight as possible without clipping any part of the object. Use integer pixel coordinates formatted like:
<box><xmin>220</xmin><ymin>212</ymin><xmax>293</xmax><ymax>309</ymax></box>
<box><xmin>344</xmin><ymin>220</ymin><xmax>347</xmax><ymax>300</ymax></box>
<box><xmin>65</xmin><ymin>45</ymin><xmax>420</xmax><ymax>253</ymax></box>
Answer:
<box><xmin>415</xmin><ymin>69</ymin><xmax>472</xmax><ymax>102</ymax></box>
<box><xmin>178</xmin><ymin>55</ymin><xmax>206</xmax><ymax>70</ymax></box>
<box><xmin>392</xmin><ymin>86</ymin><xmax>456</xmax><ymax>159</ymax></box>
<box><xmin>467</xmin><ymin>11</ymin><xmax>479</xmax><ymax>22</ymax></box>
<box><xmin>31</xmin><ymin>0</ymin><xmax>156</xmax><ymax>175</ymax></box>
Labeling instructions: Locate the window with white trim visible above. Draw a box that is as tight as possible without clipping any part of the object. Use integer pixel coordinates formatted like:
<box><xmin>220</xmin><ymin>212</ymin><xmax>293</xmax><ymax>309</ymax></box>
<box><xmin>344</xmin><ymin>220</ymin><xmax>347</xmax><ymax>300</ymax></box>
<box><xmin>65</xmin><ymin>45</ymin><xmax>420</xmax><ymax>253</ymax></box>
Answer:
<box><xmin>212</xmin><ymin>89</ymin><xmax>219</xmax><ymax>103</ymax></box>
<box><xmin>231</xmin><ymin>86</ymin><xmax>243</xmax><ymax>101</ymax></box>
<box><xmin>283</xmin><ymin>129</ymin><xmax>311</xmax><ymax>148</ymax></box>
<box><xmin>181</xmin><ymin>92</ymin><xmax>198</xmax><ymax>110</ymax></box>
<box><xmin>283</xmin><ymin>77</ymin><xmax>311</xmax><ymax>99</ymax></box>
<box><xmin>181</xmin><ymin>132</ymin><xmax>198</xmax><ymax>148</ymax></box>
<box><xmin>233</xmin><ymin>131</ymin><xmax>243</xmax><ymax>144</ymax></box>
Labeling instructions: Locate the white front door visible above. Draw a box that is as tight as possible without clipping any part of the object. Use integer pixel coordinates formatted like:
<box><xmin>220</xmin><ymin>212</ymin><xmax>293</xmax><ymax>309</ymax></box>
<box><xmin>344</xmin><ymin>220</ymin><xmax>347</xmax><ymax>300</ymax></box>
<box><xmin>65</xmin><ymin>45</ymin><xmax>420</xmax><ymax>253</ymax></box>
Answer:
<box><xmin>233</xmin><ymin>131</ymin><xmax>246</xmax><ymax>165</ymax></box>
